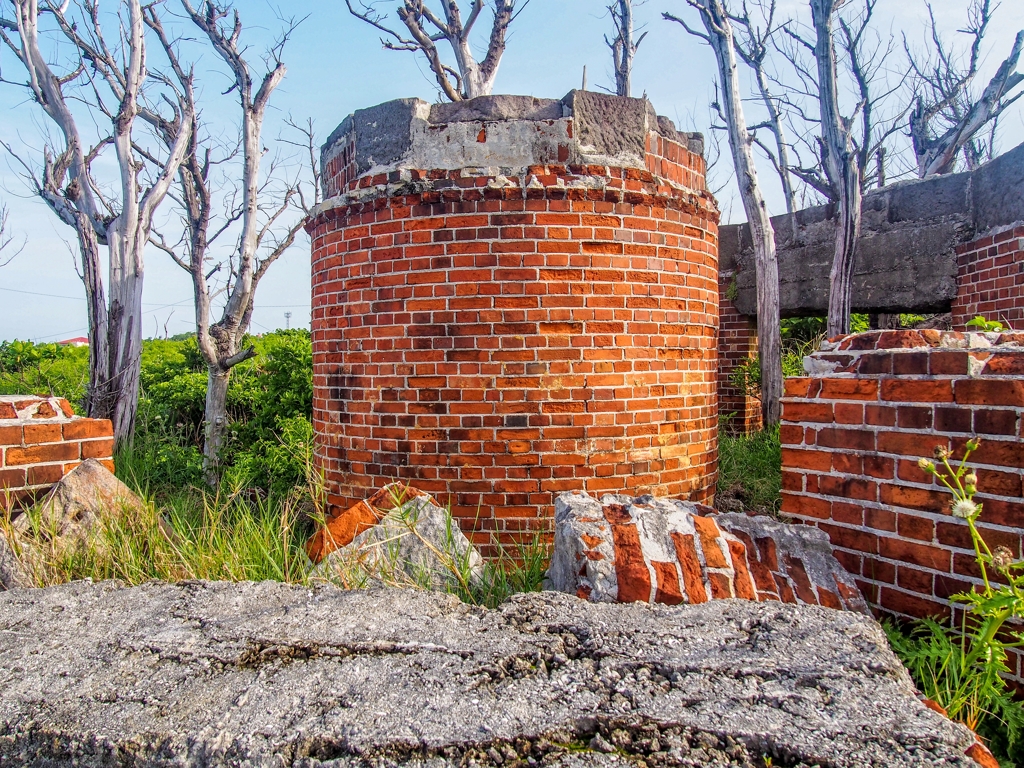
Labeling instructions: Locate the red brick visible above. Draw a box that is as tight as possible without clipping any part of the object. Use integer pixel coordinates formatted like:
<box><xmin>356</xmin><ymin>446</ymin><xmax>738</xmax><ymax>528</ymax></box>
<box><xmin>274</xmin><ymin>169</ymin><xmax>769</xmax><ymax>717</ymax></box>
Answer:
<box><xmin>818</xmin><ymin>379</ymin><xmax>879</xmax><ymax>400</ymax></box>
<box><xmin>955</xmin><ymin>379</ymin><xmax>1024</xmax><ymax>407</ymax></box>
<box><xmin>0</xmin><ymin>467</ymin><xmax>26</xmax><ymax>488</ymax></box>
<box><xmin>782</xmin><ymin>402</ymin><xmax>833</xmax><ymax>423</ymax></box>
<box><xmin>880</xmin><ymin>483</ymin><xmax>950</xmax><ymax>514</ymax></box>
<box><xmin>897</xmin><ymin>513</ymin><xmax>934</xmax><ymax>542</ymax></box>
<box><xmin>63</xmin><ymin>419</ymin><xmax>114</xmax><ymax>440</ymax></box>
<box><xmin>671</xmin><ymin>532</ymin><xmax>707</xmax><ymax>604</ymax></box>
<box><xmin>878</xmin><ymin>536</ymin><xmax>950</xmax><ymax>570</ymax></box>
<box><xmin>26</xmin><ymin>463</ymin><xmax>64</xmax><ymax>486</ymax></box>
<box><xmin>781</xmin><ymin>448</ymin><xmax>832</xmax><ymax>471</ymax></box>
<box><xmin>879</xmin><ymin>587</ymin><xmax>949</xmax><ymax>619</ymax></box>
<box><xmin>854</xmin><ymin>504</ymin><xmax>895</xmax><ymax>533</ymax></box>
<box><xmin>783</xmin><ymin>379</ymin><xmax>812</xmax><ymax>398</ymax></box>
<box><xmin>897</xmin><ymin>565</ymin><xmax>934</xmax><ymax>594</ymax></box>
<box><xmin>22</xmin><ymin>424</ymin><xmax>62</xmax><ymax>444</ymax></box>
<box><xmin>817</xmin><ymin>475</ymin><xmax>877</xmax><ymax>502</ymax></box>
<box><xmin>881</xmin><ymin>379</ymin><xmax>953</xmax><ymax>403</ymax></box>
<box><xmin>81</xmin><ymin>439</ymin><xmax>115</xmax><ymax>460</ymax></box>
<box><xmin>782</xmin><ymin>493</ymin><xmax>831</xmax><ymax>520</ymax></box>
<box><xmin>5</xmin><ymin>442</ymin><xmax>80</xmax><ymax>466</ymax></box>
<box><xmin>0</xmin><ymin>425</ymin><xmax>22</xmax><ymax>446</ymax></box>
<box><xmin>814</xmin><ymin>427</ymin><xmax>875</xmax><ymax>452</ymax></box>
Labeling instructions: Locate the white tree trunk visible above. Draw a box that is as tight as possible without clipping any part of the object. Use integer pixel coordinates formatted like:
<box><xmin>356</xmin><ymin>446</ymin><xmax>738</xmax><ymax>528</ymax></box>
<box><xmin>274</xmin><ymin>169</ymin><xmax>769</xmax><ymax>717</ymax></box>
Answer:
<box><xmin>699</xmin><ymin>0</ymin><xmax>783</xmax><ymax>426</ymax></box>
<box><xmin>811</xmin><ymin>0</ymin><xmax>862</xmax><ymax>339</ymax></box>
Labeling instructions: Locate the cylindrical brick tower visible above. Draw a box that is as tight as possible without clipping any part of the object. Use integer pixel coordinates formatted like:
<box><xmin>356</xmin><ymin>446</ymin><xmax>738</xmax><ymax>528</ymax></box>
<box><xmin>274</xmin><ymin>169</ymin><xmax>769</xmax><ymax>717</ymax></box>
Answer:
<box><xmin>307</xmin><ymin>92</ymin><xmax>720</xmax><ymax>547</ymax></box>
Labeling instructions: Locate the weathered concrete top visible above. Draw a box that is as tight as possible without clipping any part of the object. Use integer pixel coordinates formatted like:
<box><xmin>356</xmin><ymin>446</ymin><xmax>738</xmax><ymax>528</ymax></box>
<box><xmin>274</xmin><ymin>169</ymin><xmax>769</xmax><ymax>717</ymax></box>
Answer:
<box><xmin>321</xmin><ymin>91</ymin><xmax>704</xmax><ymax>199</ymax></box>
<box><xmin>723</xmin><ymin>140</ymin><xmax>1024</xmax><ymax>316</ymax></box>
<box><xmin>0</xmin><ymin>580</ymin><xmax>977</xmax><ymax>767</ymax></box>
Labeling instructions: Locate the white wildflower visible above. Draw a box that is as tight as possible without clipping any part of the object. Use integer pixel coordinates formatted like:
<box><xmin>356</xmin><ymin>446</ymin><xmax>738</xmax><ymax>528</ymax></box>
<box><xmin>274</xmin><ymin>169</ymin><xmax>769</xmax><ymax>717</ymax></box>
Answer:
<box><xmin>951</xmin><ymin>499</ymin><xmax>978</xmax><ymax>519</ymax></box>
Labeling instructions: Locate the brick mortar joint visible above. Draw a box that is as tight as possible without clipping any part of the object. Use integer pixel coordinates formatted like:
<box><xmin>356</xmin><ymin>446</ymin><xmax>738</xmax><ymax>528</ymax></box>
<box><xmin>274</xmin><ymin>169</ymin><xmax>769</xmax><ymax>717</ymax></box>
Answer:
<box><xmin>306</xmin><ymin>171</ymin><xmax>716</xmax><ymax>230</ymax></box>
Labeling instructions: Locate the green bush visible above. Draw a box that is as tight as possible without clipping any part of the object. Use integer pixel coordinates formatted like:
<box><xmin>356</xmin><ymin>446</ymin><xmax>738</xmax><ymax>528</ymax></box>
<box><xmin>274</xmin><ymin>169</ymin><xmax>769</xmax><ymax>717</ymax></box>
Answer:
<box><xmin>0</xmin><ymin>340</ymin><xmax>89</xmax><ymax>407</ymax></box>
<box><xmin>0</xmin><ymin>333</ymin><xmax>314</xmax><ymax>495</ymax></box>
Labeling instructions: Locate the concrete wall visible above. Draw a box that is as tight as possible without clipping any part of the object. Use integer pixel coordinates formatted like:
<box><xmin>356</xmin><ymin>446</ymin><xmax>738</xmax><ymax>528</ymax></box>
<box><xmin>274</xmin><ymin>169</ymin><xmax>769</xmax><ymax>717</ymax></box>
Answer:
<box><xmin>721</xmin><ymin>142</ymin><xmax>1024</xmax><ymax>317</ymax></box>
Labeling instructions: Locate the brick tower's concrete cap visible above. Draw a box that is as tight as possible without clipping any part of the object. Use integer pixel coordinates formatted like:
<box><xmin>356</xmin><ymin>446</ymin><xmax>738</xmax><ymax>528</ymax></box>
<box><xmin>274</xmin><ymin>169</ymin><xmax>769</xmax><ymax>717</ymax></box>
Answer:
<box><xmin>320</xmin><ymin>90</ymin><xmax>704</xmax><ymax>199</ymax></box>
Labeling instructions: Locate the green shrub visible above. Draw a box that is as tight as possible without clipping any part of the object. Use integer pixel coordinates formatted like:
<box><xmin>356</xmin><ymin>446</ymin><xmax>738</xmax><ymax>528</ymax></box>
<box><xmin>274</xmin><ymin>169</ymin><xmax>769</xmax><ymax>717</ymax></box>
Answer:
<box><xmin>0</xmin><ymin>340</ymin><xmax>89</xmax><ymax>407</ymax></box>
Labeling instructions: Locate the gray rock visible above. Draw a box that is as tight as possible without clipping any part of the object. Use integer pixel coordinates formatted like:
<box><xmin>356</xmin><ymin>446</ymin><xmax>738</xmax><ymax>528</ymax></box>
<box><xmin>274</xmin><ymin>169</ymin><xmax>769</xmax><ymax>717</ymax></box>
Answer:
<box><xmin>319</xmin><ymin>495</ymin><xmax>483</xmax><ymax>592</ymax></box>
<box><xmin>0</xmin><ymin>580</ymin><xmax>976</xmax><ymax>766</ymax></box>
<box><xmin>11</xmin><ymin>459</ymin><xmax>146</xmax><ymax>558</ymax></box>
<box><xmin>0</xmin><ymin>532</ymin><xmax>30</xmax><ymax>590</ymax></box>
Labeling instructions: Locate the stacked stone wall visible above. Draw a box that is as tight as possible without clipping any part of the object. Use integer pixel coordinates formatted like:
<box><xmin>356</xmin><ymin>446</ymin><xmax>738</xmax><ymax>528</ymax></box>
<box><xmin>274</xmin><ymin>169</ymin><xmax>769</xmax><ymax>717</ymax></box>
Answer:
<box><xmin>780</xmin><ymin>330</ymin><xmax>1024</xmax><ymax>683</ymax></box>
<box><xmin>0</xmin><ymin>395</ymin><xmax>115</xmax><ymax>509</ymax></box>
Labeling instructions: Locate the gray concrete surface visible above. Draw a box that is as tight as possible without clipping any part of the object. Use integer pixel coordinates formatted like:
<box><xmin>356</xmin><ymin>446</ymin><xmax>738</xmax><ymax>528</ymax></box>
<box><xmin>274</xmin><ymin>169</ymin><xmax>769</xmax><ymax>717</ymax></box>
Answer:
<box><xmin>0</xmin><ymin>580</ymin><xmax>976</xmax><ymax>767</ymax></box>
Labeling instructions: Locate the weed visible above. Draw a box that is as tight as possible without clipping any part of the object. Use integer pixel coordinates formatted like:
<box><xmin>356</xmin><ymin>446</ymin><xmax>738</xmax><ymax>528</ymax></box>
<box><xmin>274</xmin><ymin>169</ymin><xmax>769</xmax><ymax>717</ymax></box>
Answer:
<box><xmin>717</xmin><ymin>425</ymin><xmax>782</xmax><ymax>517</ymax></box>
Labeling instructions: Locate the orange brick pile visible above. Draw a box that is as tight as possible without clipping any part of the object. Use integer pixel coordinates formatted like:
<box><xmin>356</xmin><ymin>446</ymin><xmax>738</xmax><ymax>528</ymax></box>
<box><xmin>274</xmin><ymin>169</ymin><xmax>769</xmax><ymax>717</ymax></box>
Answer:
<box><xmin>0</xmin><ymin>396</ymin><xmax>114</xmax><ymax>508</ymax></box>
<box><xmin>781</xmin><ymin>329</ymin><xmax>1024</xmax><ymax>682</ymax></box>
<box><xmin>952</xmin><ymin>224</ymin><xmax>1024</xmax><ymax>329</ymax></box>
<box><xmin>547</xmin><ymin>491</ymin><xmax>867</xmax><ymax>612</ymax></box>
<box><xmin>308</xmin><ymin>127</ymin><xmax>719</xmax><ymax>550</ymax></box>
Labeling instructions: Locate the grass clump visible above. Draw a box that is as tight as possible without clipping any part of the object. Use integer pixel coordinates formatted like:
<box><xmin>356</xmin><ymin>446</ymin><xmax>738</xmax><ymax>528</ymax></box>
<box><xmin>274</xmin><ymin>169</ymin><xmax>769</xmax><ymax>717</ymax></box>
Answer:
<box><xmin>716</xmin><ymin>424</ymin><xmax>782</xmax><ymax>517</ymax></box>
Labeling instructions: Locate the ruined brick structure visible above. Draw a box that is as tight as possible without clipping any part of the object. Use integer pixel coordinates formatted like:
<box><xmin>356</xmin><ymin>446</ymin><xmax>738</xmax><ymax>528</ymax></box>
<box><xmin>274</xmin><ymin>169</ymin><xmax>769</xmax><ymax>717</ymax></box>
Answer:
<box><xmin>719</xmin><ymin>141</ymin><xmax>1024</xmax><ymax>434</ymax></box>
<box><xmin>0</xmin><ymin>395</ymin><xmax>115</xmax><ymax>509</ymax></box>
<box><xmin>952</xmin><ymin>224</ymin><xmax>1024</xmax><ymax>328</ymax></box>
<box><xmin>307</xmin><ymin>92</ymin><xmax>719</xmax><ymax>547</ymax></box>
<box><xmin>780</xmin><ymin>330</ymin><xmax>1024</xmax><ymax>684</ymax></box>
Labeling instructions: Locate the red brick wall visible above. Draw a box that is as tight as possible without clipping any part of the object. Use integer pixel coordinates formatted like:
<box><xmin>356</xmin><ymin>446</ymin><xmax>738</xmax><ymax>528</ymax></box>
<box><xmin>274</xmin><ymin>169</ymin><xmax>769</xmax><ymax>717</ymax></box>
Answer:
<box><xmin>780</xmin><ymin>330</ymin><xmax>1024</xmax><ymax>683</ymax></box>
<box><xmin>0</xmin><ymin>396</ymin><xmax>115</xmax><ymax>510</ymax></box>
<box><xmin>308</xmin><ymin>155</ymin><xmax>719</xmax><ymax>548</ymax></box>
<box><xmin>718</xmin><ymin>273</ymin><xmax>761</xmax><ymax>435</ymax></box>
<box><xmin>952</xmin><ymin>224</ymin><xmax>1024</xmax><ymax>329</ymax></box>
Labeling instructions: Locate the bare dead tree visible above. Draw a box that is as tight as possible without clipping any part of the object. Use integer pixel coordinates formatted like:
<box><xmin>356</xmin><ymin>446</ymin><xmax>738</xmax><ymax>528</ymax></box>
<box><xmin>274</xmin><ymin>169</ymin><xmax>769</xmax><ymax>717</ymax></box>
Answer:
<box><xmin>808</xmin><ymin>0</ymin><xmax>861</xmax><ymax>338</ymax></box>
<box><xmin>906</xmin><ymin>0</ymin><xmax>1024</xmax><ymax>177</ymax></box>
<box><xmin>346</xmin><ymin>0</ymin><xmax>524</xmax><ymax>101</ymax></box>
<box><xmin>666</xmin><ymin>0</ymin><xmax>783</xmax><ymax>426</ymax></box>
<box><xmin>141</xmin><ymin>1</ymin><xmax>318</xmax><ymax>485</ymax></box>
<box><xmin>0</xmin><ymin>205</ymin><xmax>25</xmax><ymax>267</ymax></box>
<box><xmin>0</xmin><ymin>0</ymin><xmax>193</xmax><ymax>442</ymax></box>
<box><xmin>729</xmin><ymin>0</ymin><xmax>797</xmax><ymax>217</ymax></box>
<box><xmin>773</xmin><ymin>0</ymin><xmax>905</xmax><ymax>336</ymax></box>
<box><xmin>607</xmin><ymin>0</ymin><xmax>648</xmax><ymax>97</ymax></box>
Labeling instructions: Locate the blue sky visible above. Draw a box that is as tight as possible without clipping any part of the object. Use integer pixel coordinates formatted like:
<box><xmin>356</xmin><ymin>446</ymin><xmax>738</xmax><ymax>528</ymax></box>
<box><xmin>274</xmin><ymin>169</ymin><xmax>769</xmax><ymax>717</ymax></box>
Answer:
<box><xmin>1</xmin><ymin>0</ymin><xmax>1022</xmax><ymax>342</ymax></box>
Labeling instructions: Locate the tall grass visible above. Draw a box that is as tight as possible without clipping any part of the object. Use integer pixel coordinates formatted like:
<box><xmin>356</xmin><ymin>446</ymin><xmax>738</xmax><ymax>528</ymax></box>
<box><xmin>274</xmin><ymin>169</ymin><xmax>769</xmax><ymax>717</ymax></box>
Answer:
<box><xmin>3</xmin><ymin>440</ymin><xmax>550</xmax><ymax>607</ymax></box>
<box><xmin>717</xmin><ymin>424</ymin><xmax>782</xmax><ymax>516</ymax></box>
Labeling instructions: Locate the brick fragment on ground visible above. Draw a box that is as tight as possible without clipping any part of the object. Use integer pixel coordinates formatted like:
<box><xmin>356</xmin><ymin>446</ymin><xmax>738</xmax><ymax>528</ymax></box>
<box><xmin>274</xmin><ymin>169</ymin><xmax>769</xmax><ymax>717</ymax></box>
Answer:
<box><xmin>545</xmin><ymin>490</ymin><xmax>867</xmax><ymax>612</ymax></box>
<box><xmin>306</xmin><ymin>483</ymin><xmax>429</xmax><ymax>563</ymax></box>
<box><xmin>314</xmin><ymin>484</ymin><xmax>483</xmax><ymax>591</ymax></box>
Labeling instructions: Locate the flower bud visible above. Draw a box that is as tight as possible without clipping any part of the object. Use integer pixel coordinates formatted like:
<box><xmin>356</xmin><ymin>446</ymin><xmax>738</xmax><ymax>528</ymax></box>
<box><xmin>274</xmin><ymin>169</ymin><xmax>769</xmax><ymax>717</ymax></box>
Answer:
<box><xmin>993</xmin><ymin>546</ymin><xmax>1014</xmax><ymax>569</ymax></box>
<box><xmin>917</xmin><ymin>458</ymin><xmax>935</xmax><ymax>472</ymax></box>
<box><xmin>964</xmin><ymin>473</ymin><xmax>978</xmax><ymax>486</ymax></box>
<box><xmin>966</xmin><ymin>438</ymin><xmax>981</xmax><ymax>452</ymax></box>
<box><xmin>934</xmin><ymin>445</ymin><xmax>950</xmax><ymax>460</ymax></box>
